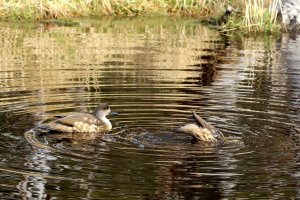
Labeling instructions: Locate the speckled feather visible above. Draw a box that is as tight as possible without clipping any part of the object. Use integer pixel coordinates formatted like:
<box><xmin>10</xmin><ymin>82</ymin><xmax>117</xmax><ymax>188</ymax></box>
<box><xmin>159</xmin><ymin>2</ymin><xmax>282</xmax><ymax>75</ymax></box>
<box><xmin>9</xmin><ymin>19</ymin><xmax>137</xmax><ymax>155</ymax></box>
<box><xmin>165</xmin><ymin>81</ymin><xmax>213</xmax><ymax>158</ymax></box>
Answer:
<box><xmin>38</xmin><ymin>103</ymin><xmax>112</xmax><ymax>133</ymax></box>
<box><xmin>192</xmin><ymin>111</ymin><xmax>224</xmax><ymax>140</ymax></box>
<box><xmin>177</xmin><ymin>112</ymin><xmax>224</xmax><ymax>142</ymax></box>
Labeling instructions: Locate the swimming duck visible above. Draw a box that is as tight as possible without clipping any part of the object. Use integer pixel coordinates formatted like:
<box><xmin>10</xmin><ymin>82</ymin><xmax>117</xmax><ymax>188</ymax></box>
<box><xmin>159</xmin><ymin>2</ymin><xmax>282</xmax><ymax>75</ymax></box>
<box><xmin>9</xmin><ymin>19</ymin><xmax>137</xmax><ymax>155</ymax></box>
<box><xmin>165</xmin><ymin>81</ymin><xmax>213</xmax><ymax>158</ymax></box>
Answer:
<box><xmin>38</xmin><ymin>103</ymin><xmax>114</xmax><ymax>133</ymax></box>
<box><xmin>177</xmin><ymin>112</ymin><xmax>224</xmax><ymax>142</ymax></box>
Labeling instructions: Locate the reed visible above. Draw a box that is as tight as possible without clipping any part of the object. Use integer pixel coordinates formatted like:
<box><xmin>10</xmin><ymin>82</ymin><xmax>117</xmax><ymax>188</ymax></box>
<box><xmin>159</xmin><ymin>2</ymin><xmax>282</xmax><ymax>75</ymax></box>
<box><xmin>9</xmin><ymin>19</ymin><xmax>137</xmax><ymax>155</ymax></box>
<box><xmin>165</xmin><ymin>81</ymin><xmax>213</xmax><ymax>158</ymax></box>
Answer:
<box><xmin>0</xmin><ymin>0</ymin><xmax>282</xmax><ymax>33</ymax></box>
<box><xmin>0</xmin><ymin>0</ymin><xmax>230</xmax><ymax>20</ymax></box>
<box><xmin>242</xmin><ymin>0</ymin><xmax>280</xmax><ymax>33</ymax></box>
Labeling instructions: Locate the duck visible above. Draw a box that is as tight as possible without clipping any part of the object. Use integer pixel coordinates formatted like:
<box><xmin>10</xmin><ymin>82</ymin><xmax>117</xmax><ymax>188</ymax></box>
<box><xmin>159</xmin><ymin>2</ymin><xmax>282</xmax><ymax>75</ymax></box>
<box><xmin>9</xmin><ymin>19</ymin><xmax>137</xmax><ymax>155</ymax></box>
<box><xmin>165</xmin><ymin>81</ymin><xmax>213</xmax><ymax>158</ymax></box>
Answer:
<box><xmin>176</xmin><ymin>112</ymin><xmax>224</xmax><ymax>142</ymax></box>
<box><xmin>37</xmin><ymin>103</ymin><xmax>115</xmax><ymax>134</ymax></box>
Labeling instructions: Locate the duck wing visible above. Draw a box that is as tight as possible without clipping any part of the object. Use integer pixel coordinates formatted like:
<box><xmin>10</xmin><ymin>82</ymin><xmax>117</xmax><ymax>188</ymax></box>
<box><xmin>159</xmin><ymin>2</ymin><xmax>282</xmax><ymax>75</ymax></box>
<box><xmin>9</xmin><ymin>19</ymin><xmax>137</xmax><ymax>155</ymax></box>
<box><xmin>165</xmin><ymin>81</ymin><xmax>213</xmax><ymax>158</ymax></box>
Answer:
<box><xmin>38</xmin><ymin>113</ymin><xmax>106</xmax><ymax>133</ymax></box>
<box><xmin>56</xmin><ymin>114</ymin><xmax>101</xmax><ymax>127</ymax></box>
<box><xmin>38</xmin><ymin>122</ymin><xmax>74</xmax><ymax>133</ymax></box>
<box><xmin>192</xmin><ymin>112</ymin><xmax>224</xmax><ymax>139</ymax></box>
<box><xmin>54</xmin><ymin>112</ymin><xmax>93</xmax><ymax>119</ymax></box>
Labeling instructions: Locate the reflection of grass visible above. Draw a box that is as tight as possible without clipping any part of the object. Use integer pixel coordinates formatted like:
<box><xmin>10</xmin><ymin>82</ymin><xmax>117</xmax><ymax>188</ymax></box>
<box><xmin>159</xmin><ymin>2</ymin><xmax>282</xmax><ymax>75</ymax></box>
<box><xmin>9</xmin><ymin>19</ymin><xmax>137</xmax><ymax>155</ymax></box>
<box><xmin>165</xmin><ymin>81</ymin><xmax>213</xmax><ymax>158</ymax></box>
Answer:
<box><xmin>0</xmin><ymin>17</ymin><xmax>221</xmax><ymax>94</ymax></box>
<box><xmin>0</xmin><ymin>0</ymin><xmax>281</xmax><ymax>33</ymax></box>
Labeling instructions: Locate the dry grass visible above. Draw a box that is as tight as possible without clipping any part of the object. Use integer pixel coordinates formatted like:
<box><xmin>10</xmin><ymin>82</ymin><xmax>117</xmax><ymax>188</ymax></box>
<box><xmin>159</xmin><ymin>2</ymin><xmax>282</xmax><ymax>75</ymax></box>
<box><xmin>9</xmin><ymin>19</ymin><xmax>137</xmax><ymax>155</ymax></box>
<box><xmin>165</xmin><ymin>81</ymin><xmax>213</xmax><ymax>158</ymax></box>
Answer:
<box><xmin>217</xmin><ymin>0</ymin><xmax>281</xmax><ymax>34</ymax></box>
<box><xmin>0</xmin><ymin>0</ymin><xmax>282</xmax><ymax>33</ymax></box>
<box><xmin>0</xmin><ymin>0</ymin><xmax>230</xmax><ymax>20</ymax></box>
<box><xmin>242</xmin><ymin>0</ymin><xmax>280</xmax><ymax>33</ymax></box>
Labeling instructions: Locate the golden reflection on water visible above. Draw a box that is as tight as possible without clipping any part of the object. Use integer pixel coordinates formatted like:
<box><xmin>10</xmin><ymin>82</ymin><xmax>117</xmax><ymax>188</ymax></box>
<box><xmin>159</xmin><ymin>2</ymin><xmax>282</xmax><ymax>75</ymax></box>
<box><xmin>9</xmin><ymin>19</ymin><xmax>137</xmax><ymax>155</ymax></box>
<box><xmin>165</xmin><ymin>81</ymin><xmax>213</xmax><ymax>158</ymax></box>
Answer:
<box><xmin>0</xmin><ymin>18</ymin><xmax>224</xmax><ymax>115</ymax></box>
<box><xmin>0</xmin><ymin>19</ymin><xmax>219</xmax><ymax>87</ymax></box>
<box><xmin>0</xmin><ymin>17</ymin><xmax>300</xmax><ymax>199</ymax></box>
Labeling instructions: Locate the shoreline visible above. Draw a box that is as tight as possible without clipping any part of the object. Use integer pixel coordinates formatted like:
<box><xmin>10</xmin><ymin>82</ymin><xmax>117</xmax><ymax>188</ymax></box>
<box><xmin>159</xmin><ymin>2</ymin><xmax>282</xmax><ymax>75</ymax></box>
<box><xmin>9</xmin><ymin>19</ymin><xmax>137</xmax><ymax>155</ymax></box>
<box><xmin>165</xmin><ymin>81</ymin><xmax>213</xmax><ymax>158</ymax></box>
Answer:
<box><xmin>0</xmin><ymin>0</ymin><xmax>283</xmax><ymax>34</ymax></box>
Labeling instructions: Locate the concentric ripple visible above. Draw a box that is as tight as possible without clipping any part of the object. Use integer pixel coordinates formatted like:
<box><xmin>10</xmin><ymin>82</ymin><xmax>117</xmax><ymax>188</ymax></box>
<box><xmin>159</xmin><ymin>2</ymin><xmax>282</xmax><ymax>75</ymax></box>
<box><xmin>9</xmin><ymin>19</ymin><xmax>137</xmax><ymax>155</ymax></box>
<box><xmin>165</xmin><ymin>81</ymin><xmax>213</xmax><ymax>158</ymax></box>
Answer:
<box><xmin>0</xmin><ymin>18</ymin><xmax>299</xmax><ymax>199</ymax></box>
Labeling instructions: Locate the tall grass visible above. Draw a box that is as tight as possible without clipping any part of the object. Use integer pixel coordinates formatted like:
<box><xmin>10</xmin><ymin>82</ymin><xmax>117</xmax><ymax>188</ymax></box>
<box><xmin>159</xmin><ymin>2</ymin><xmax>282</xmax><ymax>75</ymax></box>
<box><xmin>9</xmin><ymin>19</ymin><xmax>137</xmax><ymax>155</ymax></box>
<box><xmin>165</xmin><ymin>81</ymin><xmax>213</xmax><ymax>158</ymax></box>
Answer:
<box><xmin>222</xmin><ymin>0</ymin><xmax>281</xmax><ymax>34</ymax></box>
<box><xmin>0</xmin><ymin>0</ymin><xmax>282</xmax><ymax>33</ymax></box>
<box><xmin>243</xmin><ymin>0</ymin><xmax>280</xmax><ymax>33</ymax></box>
<box><xmin>0</xmin><ymin>0</ymin><xmax>230</xmax><ymax>20</ymax></box>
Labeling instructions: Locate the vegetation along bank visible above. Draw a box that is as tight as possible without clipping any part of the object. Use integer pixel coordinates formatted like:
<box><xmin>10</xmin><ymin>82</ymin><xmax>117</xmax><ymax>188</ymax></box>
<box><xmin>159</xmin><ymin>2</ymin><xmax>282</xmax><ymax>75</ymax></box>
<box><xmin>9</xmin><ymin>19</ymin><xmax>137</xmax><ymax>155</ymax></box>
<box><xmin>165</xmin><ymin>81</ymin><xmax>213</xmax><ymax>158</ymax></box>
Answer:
<box><xmin>0</xmin><ymin>0</ymin><xmax>299</xmax><ymax>34</ymax></box>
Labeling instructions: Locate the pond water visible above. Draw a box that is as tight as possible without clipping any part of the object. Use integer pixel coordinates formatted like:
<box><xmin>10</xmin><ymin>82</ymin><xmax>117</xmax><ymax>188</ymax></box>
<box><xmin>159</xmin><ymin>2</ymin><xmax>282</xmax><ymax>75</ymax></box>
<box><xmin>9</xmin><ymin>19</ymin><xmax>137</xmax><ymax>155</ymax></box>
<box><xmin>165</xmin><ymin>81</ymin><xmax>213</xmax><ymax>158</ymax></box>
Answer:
<box><xmin>0</xmin><ymin>17</ymin><xmax>299</xmax><ymax>199</ymax></box>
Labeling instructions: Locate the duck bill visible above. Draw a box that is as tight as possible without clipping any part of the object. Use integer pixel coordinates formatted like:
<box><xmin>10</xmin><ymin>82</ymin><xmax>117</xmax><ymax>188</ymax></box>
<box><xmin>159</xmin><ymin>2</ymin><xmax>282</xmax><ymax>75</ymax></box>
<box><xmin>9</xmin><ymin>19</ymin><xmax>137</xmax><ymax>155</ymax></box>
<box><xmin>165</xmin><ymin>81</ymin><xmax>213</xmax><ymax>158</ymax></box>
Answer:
<box><xmin>110</xmin><ymin>111</ymin><xmax>118</xmax><ymax>116</ymax></box>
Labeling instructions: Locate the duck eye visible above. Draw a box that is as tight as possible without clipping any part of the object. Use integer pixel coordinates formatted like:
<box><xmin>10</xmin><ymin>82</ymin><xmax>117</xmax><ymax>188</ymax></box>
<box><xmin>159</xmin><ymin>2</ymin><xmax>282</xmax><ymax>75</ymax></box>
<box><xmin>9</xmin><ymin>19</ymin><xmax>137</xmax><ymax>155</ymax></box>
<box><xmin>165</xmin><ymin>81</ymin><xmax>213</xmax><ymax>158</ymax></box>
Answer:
<box><xmin>104</xmin><ymin>105</ymin><xmax>109</xmax><ymax>110</ymax></box>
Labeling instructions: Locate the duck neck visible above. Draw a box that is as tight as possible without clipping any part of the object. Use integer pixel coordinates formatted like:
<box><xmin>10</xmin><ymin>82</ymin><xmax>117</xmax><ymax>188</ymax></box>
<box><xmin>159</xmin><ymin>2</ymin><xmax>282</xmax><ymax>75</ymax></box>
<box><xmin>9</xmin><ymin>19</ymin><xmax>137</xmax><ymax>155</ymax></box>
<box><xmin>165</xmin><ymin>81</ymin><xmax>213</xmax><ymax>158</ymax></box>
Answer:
<box><xmin>101</xmin><ymin>116</ymin><xmax>112</xmax><ymax>130</ymax></box>
<box><xmin>95</xmin><ymin>113</ymin><xmax>112</xmax><ymax>130</ymax></box>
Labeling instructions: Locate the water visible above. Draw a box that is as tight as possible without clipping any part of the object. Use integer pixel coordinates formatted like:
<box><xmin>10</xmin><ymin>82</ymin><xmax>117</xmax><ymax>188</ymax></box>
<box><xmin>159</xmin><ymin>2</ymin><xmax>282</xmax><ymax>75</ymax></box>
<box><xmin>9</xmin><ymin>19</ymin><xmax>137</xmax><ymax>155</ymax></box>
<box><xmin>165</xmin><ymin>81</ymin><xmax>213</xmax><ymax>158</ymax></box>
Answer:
<box><xmin>0</xmin><ymin>17</ymin><xmax>299</xmax><ymax>199</ymax></box>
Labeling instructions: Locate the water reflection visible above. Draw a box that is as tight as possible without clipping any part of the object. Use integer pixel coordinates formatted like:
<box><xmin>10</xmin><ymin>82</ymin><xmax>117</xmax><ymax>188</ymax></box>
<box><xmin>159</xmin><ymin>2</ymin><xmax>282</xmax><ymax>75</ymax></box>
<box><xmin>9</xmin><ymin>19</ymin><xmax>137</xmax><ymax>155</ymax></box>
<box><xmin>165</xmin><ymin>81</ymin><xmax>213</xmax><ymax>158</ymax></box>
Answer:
<box><xmin>0</xmin><ymin>17</ymin><xmax>299</xmax><ymax>199</ymax></box>
<box><xmin>17</xmin><ymin>148</ymin><xmax>52</xmax><ymax>199</ymax></box>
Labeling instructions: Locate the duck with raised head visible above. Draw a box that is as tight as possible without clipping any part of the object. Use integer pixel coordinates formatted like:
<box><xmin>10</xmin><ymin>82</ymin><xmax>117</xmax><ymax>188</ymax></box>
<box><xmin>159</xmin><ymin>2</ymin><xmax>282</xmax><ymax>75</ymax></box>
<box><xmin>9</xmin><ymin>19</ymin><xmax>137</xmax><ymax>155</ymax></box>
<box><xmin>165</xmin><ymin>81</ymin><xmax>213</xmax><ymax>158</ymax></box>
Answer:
<box><xmin>38</xmin><ymin>103</ymin><xmax>115</xmax><ymax>133</ymax></box>
<box><xmin>176</xmin><ymin>112</ymin><xmax>224</xmax><ymax>142</ymax></box>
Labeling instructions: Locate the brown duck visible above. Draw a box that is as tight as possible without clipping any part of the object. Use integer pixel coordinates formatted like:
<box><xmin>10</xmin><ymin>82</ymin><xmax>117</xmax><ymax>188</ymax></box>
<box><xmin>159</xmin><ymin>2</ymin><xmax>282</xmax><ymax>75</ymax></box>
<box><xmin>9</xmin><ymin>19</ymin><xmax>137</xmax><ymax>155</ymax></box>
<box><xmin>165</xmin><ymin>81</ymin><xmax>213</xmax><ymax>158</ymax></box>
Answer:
<box><xmin>177</xmin><ymin>112</ymin><xmax>224</xmax><ymax>142</ymax></box>
<box><xmin>38</xmin><ymin>103</ymin><xmax>114</xmax><ymax>133</ymax></box>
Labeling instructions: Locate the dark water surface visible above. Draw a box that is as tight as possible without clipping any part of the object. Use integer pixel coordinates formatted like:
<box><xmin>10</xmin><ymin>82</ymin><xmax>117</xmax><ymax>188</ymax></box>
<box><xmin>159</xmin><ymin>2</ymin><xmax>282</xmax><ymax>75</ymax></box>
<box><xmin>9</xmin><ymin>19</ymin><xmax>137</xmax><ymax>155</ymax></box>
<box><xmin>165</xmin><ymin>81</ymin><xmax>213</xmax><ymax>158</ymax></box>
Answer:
<box><xmin>0</xmin><ymin>17</ymin><xmax>299</xmax><ymax>199</ymax></box>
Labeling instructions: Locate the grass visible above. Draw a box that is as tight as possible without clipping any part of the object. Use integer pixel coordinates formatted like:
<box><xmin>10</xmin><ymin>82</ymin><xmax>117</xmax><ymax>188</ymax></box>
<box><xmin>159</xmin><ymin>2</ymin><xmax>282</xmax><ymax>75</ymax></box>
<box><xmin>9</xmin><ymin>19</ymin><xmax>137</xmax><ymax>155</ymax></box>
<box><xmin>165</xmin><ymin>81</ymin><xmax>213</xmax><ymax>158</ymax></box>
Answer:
<box><xmin>0</xmin><ymin>0</ymin><xmax>224</xmax><ymax>19</ymax></box>
<box><xmin>213</xmin><ymin>0</ymin><xmax>281</xmax><ymax>34</ymax></box>
<box><xmin>241</xmin><ymin>0</ymin><xmax>281</xmax><ymax>33</ymax></box>
<box><xmin>0</xmin><ymin>0</ymin><xmax>282</xmax><ymax>34</ymax></box>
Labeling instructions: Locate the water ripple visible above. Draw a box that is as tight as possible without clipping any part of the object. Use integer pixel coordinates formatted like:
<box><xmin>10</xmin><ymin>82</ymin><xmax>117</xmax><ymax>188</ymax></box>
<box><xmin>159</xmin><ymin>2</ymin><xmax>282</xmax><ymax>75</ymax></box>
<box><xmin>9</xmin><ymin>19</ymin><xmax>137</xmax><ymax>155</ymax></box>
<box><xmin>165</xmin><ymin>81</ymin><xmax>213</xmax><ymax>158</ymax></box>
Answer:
<box><xmin>0</xmin><ymin>18</ymin><xmax>299</xmax><ymax>199</ymax></box>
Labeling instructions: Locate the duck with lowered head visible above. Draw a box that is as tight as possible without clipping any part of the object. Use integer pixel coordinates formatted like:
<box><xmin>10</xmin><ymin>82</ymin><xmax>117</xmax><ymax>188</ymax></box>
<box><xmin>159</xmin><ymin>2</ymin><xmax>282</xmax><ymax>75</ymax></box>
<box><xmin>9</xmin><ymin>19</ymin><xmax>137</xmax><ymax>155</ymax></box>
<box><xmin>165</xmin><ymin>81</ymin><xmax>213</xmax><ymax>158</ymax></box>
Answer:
<box><xmin>176</xmin><ymin>112</ymin><xmax>225</xmax><ymax>142</ymax></box>
<box><xmin>38</xmin><ymin>103</ymin><xmax>116</xmax><ymax>134</ymax></box>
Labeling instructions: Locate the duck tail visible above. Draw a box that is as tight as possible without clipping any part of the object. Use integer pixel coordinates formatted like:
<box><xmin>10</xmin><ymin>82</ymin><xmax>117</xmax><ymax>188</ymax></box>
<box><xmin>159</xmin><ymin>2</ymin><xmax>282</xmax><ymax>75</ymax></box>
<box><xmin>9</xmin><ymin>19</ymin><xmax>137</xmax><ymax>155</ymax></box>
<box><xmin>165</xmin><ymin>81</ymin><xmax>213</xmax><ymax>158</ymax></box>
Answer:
<box><xmin>192</xmin><ymin>111</ymin><xmax>224</xmax><ymax>139</ymax></box>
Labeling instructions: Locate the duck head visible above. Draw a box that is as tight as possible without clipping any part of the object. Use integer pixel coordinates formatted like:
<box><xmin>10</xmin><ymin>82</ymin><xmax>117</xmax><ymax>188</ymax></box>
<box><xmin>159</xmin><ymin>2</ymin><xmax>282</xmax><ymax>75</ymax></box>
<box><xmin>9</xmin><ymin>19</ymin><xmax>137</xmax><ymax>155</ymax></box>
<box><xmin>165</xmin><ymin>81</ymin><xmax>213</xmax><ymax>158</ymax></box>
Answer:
<box><xmin>93</xmin><ymin>103</ymin><xmax>112</xmax><ymax>119</ymax></box>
